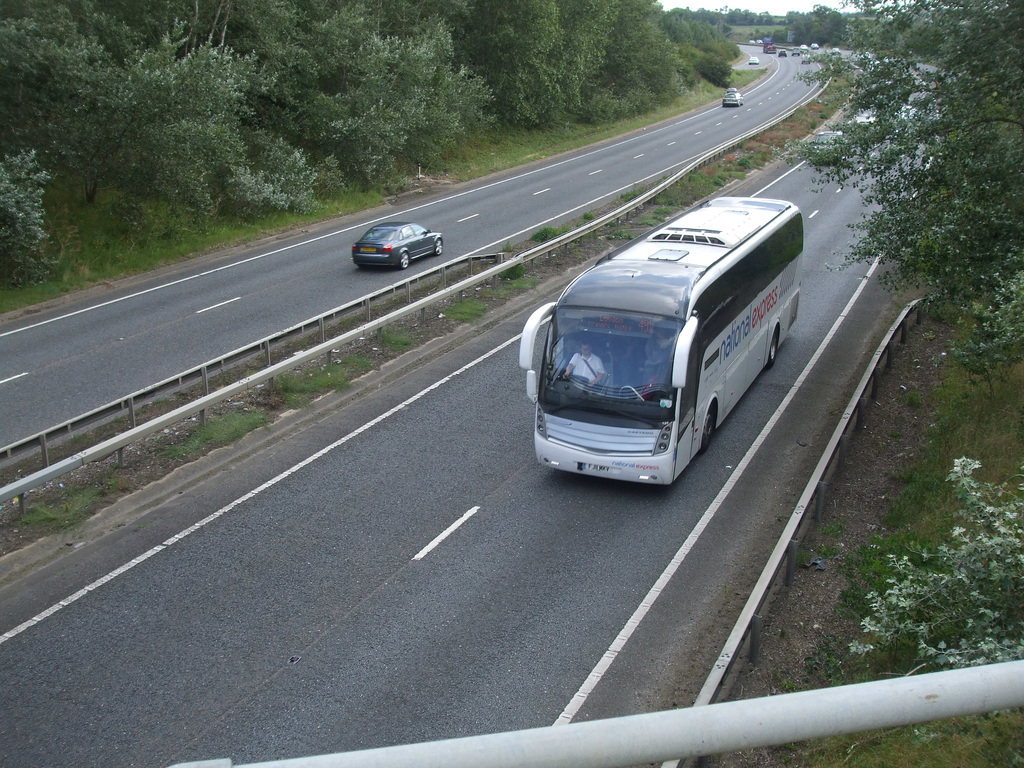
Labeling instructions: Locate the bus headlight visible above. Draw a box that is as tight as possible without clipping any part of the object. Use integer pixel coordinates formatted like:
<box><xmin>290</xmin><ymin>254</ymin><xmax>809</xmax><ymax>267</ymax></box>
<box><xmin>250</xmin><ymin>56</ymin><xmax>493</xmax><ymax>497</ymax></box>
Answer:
<box><xmin>654</xmin><ymin>424</ymin><xmax>673</xmax><ymax>454</ymax></box>
<box><xmin>536</xmin><ymin>409</ymin><xmax>546</xmax><ymax>438</ymax></box>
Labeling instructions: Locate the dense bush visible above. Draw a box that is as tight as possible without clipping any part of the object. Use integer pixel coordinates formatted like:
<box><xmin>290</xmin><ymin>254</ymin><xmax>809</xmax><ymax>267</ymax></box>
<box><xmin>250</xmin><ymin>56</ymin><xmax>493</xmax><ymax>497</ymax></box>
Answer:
<box><xmin>853</xmin><ymin>459</ymin><xmax>1024</xmax><ymax>668</ymax></box>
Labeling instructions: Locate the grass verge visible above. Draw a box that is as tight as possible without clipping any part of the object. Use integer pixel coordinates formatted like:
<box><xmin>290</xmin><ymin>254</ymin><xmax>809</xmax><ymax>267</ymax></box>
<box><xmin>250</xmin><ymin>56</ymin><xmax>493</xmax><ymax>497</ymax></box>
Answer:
<box><xmin>788</xmin><ymin>334</ymin><xmax>1024</xmax><ymax>768</ymax></box>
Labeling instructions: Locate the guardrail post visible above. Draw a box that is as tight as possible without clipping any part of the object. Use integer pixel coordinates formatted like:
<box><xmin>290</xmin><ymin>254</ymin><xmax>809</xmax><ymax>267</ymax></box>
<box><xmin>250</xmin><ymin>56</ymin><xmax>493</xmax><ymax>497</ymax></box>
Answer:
<box><xmin>837</xmin><ymin>433</ymin><xmax>848</xmax><ymax>472</ymax></box>
<box><xmin>899</xmin><ymin>318</ymin><xmax>907</xmax><ymax>344</ymax></box>
<box><xmin>39</xmin><ymin>433</ymin><xmax>49</xmax><ymax>468</ymax></box>
<box><xmin>406</xmin><ymin>280</ymin><xmax>412</xmax><ymax>304</ymax></box>
<box><xmin>128</xmin><ymin>396</ymin><xmax>137</xmax><ymax>429</ymax></box>
<box><xmin>785</xmin><ymin>539</ymin><xmax>798</xmax><ymax>585</ymax></box>
<box><xmin>441</xmin><ymin>265</ymin><xmax>447</xmax><ymax>289</ymax></box>
<box><xmin>815</xmin><ymin>480</ymin><xmax>826</xmax><ymax>523</ymax></box>
<box><xmin>749</xmin><ymin>614</ymin><xmax>762</xmax><ymax>664</ymax></box>
<box><xmin>364</xmin><ymin>297</ymin><xmax>371</xmax><ymax>322</ymax></box>
<box><xmin>117</xmin><ymin>447</ymin><xmax>124</xmax><ymax>467</ymax></box>
<box><xmin>856</xmin><ymin>395</ymin><xmax>867</xmax><ymax>429</ymax></box>
<box><xmin>870</xmin><ymin>367</ymin><xmax>880</xmax><ymax>399</ymax></box>
<box><xmin>18</xmin><ymin>492</ymin><xmax>26</xmax><ymax>516</ymax></box>
<box><xmin>884</xmin><ymin>340</ymin><xmax>894</xmax><ymax>370</ymax></box>
<box><xmin>200</xmin><ymin>368</ymin><xmax>209</xmax><ymax>427</ymax></box>
<box><xmin>263</xmin><ymin>340</ymin><xmax>271</xmax><ymax>367</ymax></box>
<box><xmin>319</xmin><ymin>317</ymin><xmax>326</xmax><ymax>344</ymax></box>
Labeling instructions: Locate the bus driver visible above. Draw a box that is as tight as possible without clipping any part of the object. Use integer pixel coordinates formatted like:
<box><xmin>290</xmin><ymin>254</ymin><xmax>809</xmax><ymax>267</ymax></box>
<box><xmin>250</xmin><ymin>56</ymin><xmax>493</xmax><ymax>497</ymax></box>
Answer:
<box><xmin>565</xmin><ymin>341</ymin><xmax>606</xmax><ymax>386</ymax></box>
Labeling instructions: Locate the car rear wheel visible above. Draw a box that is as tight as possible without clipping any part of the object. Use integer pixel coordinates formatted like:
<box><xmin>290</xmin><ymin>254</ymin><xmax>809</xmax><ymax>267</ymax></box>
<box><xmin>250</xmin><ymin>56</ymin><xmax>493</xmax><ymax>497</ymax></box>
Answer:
<box><xmin>398</xmin><ymin>250</ymin><xmax>410</xmax><ymax>269</ymax></box>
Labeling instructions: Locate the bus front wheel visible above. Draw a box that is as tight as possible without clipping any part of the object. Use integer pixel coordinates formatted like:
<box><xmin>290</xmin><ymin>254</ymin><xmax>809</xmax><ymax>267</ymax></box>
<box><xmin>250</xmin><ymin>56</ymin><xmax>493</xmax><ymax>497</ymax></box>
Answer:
<box><xmin>699</xmin><ymin>404</ymin><xmax>717</xmax><ymax>454</ymax></box>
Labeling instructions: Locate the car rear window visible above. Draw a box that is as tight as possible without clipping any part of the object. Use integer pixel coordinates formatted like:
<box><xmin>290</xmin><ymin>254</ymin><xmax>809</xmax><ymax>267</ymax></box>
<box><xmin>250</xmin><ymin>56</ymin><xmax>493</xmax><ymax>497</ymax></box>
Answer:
<box><xmin>364</xmin><ymin>227</ymin><xmax>398</xmax><ymax>240</ymax></box>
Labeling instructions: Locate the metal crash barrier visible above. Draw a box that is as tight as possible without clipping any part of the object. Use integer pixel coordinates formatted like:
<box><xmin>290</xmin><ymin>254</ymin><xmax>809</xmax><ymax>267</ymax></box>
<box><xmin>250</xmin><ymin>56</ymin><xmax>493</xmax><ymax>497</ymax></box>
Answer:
<box><xmin>168</xmin><ymin>661</ymin><xmax>1024</xmax><ymax>768</ymax></box>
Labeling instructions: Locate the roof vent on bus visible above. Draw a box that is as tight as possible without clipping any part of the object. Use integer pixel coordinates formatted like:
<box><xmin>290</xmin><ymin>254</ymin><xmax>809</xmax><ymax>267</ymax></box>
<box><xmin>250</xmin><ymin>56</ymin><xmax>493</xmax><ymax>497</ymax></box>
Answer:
<box><xmin>648</xmin><ymin>249</ymin><xmax>690</xmax><ymax>262</ymax></box>
<box><xmin>682</xmin><ymin>233</ymin><xmax>725</xmax><ymax>245</ymax></box>
<box><xmin>650</xmin><ymin>227</ymin><xmax>725</xmax><ymax>246</ymax></box>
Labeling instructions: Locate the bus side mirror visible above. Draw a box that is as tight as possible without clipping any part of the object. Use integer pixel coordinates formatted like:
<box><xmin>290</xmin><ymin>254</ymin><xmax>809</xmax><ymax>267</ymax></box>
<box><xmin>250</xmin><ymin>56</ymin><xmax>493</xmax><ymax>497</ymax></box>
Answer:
<box><xmin>671</xmin><ymin>315</ymin><xmax>700</xmax><ymax>389</ymax></box>
<box><xmin>520</xmin><ymin>302</ymin><xmax>555</xmax><ymax>370</ymax></box>
<box><xmin>521</xmin><ymin>302</ymin><xmax>554</xmax><ymax>403</ymax></box>
<box><xmin>526</xmin><ymin>370</ymin><xmax>539</xmax><ymax>403</ymax></box>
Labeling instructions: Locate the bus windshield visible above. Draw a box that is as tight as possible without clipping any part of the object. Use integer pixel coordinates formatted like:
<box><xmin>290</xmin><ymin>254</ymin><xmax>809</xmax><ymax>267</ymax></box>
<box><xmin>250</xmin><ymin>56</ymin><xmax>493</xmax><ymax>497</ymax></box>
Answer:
<box><xmin>539</xmin><ymin>308</ymin><xmax>683</xmax><ymax>421</ymax></box>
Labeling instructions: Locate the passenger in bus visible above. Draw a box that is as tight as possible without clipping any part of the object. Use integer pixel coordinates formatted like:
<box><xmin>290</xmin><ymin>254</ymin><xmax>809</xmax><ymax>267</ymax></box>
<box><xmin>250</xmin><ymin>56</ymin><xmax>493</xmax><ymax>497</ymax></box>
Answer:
<box><xmin>643</xmin><ymin>325</ymin><xmax>675</xmax><ymax>380</ymax></box>
<box><xmin>610</xmin><ymin>338</ymin><xmax>642</xmax><ymax>386</ymax></box>
<box><xmin>565</xmin><ymin>341</ymin><xmax>606</xmax><ymax>386</ymax></box>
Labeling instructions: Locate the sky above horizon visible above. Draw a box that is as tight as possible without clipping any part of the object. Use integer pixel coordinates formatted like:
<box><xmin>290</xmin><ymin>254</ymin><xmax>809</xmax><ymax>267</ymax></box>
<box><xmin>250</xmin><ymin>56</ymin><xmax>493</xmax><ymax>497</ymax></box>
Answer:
<box><xmin>659</xmin><ymin>0</ymin><xmax>853</xmax><ymax>16</ymax></box>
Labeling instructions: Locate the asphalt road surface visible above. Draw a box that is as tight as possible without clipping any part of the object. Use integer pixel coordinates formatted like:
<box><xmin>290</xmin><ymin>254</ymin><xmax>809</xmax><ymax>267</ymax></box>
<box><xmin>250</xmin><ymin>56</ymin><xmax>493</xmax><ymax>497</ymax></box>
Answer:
<box><xmin>0</xmin><ymin>156</ymin><xmax>905</xmax><ymax>768</ymax></box>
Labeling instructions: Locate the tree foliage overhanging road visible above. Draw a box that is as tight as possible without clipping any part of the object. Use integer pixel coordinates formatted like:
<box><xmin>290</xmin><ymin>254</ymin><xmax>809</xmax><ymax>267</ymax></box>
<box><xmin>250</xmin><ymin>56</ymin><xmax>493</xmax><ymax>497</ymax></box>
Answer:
<box><xmin>803</xmin><ymin>0</ymin><xmax>1024</xmax><ymax>377</ymax></box>
<box><xmin>0</xmin><ymin>0</ymin><xmax>741</xmax><ymax>287</ymax></box>
<box><xmin>0</xmin><ymin>0</ymin><xmax>855</xmax><ymax>292</ymax></box>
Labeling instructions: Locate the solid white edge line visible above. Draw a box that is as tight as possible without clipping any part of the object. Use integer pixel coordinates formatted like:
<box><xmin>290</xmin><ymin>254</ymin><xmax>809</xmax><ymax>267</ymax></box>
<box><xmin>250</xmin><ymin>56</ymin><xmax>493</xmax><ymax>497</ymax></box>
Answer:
<box><xmin>0</xmin><ymin>336</ymin><xmax>521</xmax><ymax>647</ymax></box>
<box><xmin>1</xmin><ymin>372</ymin><xmax>29</xmax><ymax>385</ymax></box>
<box><xmin>555</xmin><ymin>234</ymin><xmax>879</xmax><ymax>729</ymax></box>
<box><xmin>413</xmin><ymin>506</ymin><xmax>481</xmax><ymax>561</ymax></box>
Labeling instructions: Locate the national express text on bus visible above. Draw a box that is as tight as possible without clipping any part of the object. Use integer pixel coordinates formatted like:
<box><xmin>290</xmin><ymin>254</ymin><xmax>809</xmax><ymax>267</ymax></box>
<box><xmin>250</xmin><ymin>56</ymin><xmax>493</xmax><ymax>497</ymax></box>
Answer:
<box><xmin>518</xmin><ymin>197</ymin><xmax>803</xmax><ymax>485</ymax></box>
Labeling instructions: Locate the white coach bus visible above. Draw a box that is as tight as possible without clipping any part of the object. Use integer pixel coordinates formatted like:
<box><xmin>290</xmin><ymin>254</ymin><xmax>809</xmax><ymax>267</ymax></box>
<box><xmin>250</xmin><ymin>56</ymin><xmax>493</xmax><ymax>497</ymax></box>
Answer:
<box><xmin>519</xmin><ymin>196</ymin><xmax>803</xmax><ymax>485</ymax></box>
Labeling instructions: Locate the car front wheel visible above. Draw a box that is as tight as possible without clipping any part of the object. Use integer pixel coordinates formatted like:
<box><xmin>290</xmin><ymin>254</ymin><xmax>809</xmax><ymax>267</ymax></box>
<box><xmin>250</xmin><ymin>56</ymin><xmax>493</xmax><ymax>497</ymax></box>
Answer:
<box><xmin>433</xmin><ymin>237</ymin><xmax>443</xmax><ymax>257</ymax></box>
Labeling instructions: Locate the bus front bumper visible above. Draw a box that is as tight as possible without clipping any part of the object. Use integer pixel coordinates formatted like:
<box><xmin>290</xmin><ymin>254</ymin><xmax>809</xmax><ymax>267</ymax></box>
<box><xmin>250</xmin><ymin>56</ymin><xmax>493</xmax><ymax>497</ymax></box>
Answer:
<box><xmin>535</xmin><ymin>435</ymin><xmax>675</xmax><ymax>485</ymax></box>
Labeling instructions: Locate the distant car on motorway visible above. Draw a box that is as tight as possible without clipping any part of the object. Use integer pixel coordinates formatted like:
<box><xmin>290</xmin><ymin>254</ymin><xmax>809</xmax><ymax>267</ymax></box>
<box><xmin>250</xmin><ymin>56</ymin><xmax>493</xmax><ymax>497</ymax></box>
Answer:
<box><xmin>748</xmin><ymin>56</ymin><xmax>760</xmax><ymax>65</ymax></box>
<box><xmin>722</xmin><ymin>91</ymin><xmax>744</xmax><ymax>107</ymax></box>
<box><xmin>352</xmin><ymin>222</ymin><xmax>443</xmax><ymax>269</ymax></box>
<box><xmin>813</xmin><ymin>130</ymin><xmax>843</xmax><ymax>144</ymax></box>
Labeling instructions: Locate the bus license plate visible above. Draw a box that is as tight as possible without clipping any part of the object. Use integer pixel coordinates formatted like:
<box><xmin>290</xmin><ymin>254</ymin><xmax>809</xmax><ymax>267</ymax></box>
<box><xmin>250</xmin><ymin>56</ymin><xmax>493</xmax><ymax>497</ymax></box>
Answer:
<box><xmin>580</xmin><ymin>462</ymin><xmax>610</xmax><ymax>473</ymax></box>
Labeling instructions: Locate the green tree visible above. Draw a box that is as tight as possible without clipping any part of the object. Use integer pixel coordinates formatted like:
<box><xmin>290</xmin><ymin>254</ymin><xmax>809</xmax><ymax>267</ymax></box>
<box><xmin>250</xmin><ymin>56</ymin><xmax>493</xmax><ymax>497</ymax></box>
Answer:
<box><xmin>456</xmin><ymin>0</ymin><xmax>563</xmax><ymax>127</ymax></box>
<box><xmin>693</xmin><ymin>51</ymin><xmax>731</xmax><ymax>89</ymax></box>
<box><xmin>327</xmin><ymin>20</ymin><xmax>490</xmax><ymax>182</ymax></box>
<box><xmin>50</xmin><ymin>38</ymin><xmax>255</xmax><ymax>210</ymax></box>
<box><xmin>589</xmin><ymin>0</ymin><xmax>679</xmax><ymax>119</ymax></box>
<box><xmin>803</xmin><ymin>0</ymin><xmax>1024</xmax><ymax>376</ymax></box>
<box><xmin>0</xmin><ymin>151</ymin><xmax>50</xmax><ymax>287</ymax></box>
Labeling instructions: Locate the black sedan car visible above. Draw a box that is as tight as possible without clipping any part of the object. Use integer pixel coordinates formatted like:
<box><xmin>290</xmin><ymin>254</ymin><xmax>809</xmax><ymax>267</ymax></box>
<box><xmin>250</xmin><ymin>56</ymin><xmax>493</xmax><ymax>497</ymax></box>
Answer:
<box><xmin>351</xmin><ymin>221</ymin><xmax>443</xmax><ymax>269</ymax></box>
